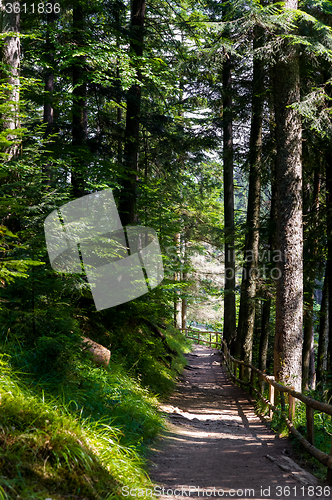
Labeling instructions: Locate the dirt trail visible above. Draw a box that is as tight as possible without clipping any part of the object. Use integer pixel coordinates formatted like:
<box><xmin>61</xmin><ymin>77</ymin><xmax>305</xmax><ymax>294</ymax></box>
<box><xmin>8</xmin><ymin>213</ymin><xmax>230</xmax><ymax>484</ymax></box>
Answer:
<box><xmin>148</xmin><ymin>345</ymin><xmax>329</xmax><ymax>500</ymax></box>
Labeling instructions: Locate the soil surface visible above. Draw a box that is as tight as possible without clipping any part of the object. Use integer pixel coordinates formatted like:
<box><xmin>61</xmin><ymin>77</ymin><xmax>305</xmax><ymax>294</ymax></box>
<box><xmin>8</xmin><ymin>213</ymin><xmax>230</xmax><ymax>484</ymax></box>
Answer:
<box><xmin>148</xmin><ymin>345</ymin><xmax>330</xmax><ymax>500</ymax></box>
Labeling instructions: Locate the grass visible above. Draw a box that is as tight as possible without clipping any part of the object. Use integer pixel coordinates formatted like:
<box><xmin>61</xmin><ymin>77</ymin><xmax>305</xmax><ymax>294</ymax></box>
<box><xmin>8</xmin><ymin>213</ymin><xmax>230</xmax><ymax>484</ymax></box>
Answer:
<box><xmin>0</xmin><ymin>325</ymin><xmax>190</xmax><ymax>499</ymax></box>
<box><xmin>0</xmin><ymin>354</ymin><xmax>148</xmax><ymax>499</ymax></box>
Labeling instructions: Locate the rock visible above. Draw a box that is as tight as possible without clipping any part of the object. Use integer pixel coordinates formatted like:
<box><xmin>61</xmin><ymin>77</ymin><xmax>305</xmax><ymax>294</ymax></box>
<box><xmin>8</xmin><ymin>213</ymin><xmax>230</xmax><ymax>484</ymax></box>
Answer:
<box><xmin>265</xmin><ymin>454</ymin><xmax>319</xmax><ymax>486</ymax></box>
<box><xmin>82</xmin><ymin>337</ymin><xmax>111</xmax><ymax>367</ymax></box>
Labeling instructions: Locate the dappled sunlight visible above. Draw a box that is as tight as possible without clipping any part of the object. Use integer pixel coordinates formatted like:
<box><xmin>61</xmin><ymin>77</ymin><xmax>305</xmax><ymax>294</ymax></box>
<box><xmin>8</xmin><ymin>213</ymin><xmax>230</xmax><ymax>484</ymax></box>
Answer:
<box><xmin>149</xmin><ymin>346</ymin><xmax>318</xmax><ymax>500</ymax></box>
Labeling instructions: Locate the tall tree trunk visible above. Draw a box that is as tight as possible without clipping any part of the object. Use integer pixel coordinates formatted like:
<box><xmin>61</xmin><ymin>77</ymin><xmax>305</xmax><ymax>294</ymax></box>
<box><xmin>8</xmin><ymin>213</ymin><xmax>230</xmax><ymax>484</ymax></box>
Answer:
<box><xmin>118</xmin><ymin>0</ymin><xmax>146</xmax><ymax>226</ymax></box>
<box><xmin>235</xmin><ymin>30</ymin><xmax>263</xmax><ymax>368</ymax></box>
<box><xmin>71</xmin><ymin>2</ymin><xmax>87</xmax><ymax>198</ymax></box>
<box><xmin>181</xmin><ymin>293</ymin><xmax>187</xmax><ymax>330</ymax></box>
<box><xmin>258</xmin><ymin>76</ymin><xmax>278</xmax><ymax>378</ymax></box>
<box><xmin>302</xmin><ymin>170</ymin><xmax>320</xmax><ymax>391</ymax></box>
<box><xmin>43</xmin><ymin>0</ymin><xmax>56</xmax><ymax>136</ymax></box>
<box><xmin>43</xmin><ymin>0</ymin><xmax>56</xmax><ymax>185</ymax></box>
<box><xmin>326</xmin><ymin>153</ymin><xmax>332</xmax><ymax>382</ymax></box>
<box><xmin>115</xmin><ymin>0</ymin><xmax>124</xmax><ymax>166</ymax></box>
<box><xmin>317</xmin><ymin>269</ymin><xmax>328</xmax><ymax>386</ymax></box>
<box><xmin>181</xmin><ymin>239</ymin><xmax>188</xmax><ymax>330</ymax></box>
<box><xmin>259</xmin><ymin>162</ymin><xmax>277</xmax><ymax>375</ymax></box>
<box><xmin>259</xmin><ymin>294</ymin><xmax>270</xmax><ymax>371</ymax></box>
<box><xmin>273</xmin><ymin>0</ymin><xmax>303</xmax><ymax>392</ymax></box>
<box><xmin>222</xmin><ymin>12</ymin><xmax>236</xmax><ymax>347</ymax></box>
<box><xmin>173</xmin><ymin>233</ymin><xmax>182</xmax><ymax>329</ymax></box>
<box><xmin>0</xmin><ymin>0</ymin><xmax>20</xmax><ymax>158</ymax></box>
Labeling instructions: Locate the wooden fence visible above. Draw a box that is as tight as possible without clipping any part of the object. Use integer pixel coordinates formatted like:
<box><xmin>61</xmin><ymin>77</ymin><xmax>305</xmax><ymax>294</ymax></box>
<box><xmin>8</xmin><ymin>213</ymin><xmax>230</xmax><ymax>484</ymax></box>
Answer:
<box><xmin>182</xmin><ymin>328</ymin><xmax>332</xmax><ymax>484</ymax></box>
<box><xmin>181</xmin><ymin>328</ymin><xmax>221</xmax><ymax>347</ymax></box>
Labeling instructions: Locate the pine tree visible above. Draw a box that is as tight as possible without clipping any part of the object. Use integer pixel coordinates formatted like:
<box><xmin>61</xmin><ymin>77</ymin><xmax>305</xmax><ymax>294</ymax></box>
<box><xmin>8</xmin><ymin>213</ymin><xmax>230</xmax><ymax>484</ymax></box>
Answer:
<box><xmin>273</xmin><ymin>0</ymin><xmax>303</xmax><ymax>392</ymax></box>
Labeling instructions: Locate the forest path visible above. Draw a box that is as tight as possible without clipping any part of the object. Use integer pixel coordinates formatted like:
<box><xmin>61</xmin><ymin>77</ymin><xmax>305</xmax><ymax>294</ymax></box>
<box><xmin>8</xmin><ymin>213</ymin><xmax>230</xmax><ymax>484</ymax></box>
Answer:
<box><xmin>148</xmin><ymin>345</ymin><xmax>325</xmax><ymax>500</ymax></box>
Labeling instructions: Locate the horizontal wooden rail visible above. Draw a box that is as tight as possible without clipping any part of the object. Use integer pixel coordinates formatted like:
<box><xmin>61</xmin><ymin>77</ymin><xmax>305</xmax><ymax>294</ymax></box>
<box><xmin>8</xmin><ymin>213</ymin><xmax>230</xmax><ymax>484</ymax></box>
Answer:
<box><xmin>181</xmin><ymin>328</ymin><xmax>221</xmax><ymax>348</ymax></box>
<box><xmin>182</xmin><ymin>328</ymin><xmax>332</xmax><ymax>483</ymax></box>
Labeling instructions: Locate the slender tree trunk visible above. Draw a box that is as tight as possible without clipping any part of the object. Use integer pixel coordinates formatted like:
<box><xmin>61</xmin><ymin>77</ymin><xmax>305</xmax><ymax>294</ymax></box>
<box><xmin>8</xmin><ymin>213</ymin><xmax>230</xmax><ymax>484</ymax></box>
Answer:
<box><xmin>326</xmin><ymin>153</ymin><xmax>332</xmax><ymax>382</ymax></box>
<box><xmin>317</xmin><ymin>269</ymin><xmax>328</xmax><ymax>386</ymax></box>
<box><xmin>174</xmin><ymin>295</ymin><xmax>181</xmax><ymax>329</ymax></box>
<box><xmin>115</xmin><ymin>0</ymin><xmax>124</xmax><ymax>166</ymax></box>
<box><xmin>259</xmin><ymin>294</ymin><xmax>270</xmax><ymax>371</ymax></box>
<box><xmin>181</xmin><ymin>294</ymin><xmax>187</xmax><ymax>330</ymax></box>
<box><xmin>222</xmin><ymin>32</ymin><xmax>236</xmax><ymax>348</ymax></box>
<box><xmin>259</xmin><ymin>163</ymin><xmax>277</xmax><ymax>375</ymax></box>
<box><xmin>118</xmin><ymin>0</ymin><xmax>146</xmax><ymax>226</ymax></box>
<box><xmin>302</xmin><ymin>170</ymin><xmax>320</xmax><ymax>391</ymax></box>
<box><xmin>71</xmin><ymin>2</ymin><xmax>87</xmax><ymax>198</ymax></box>
<box><xmin>43</xmin><ymin>0</ymin><xmax>56</xmax><ymax>185</ymax></box>
<box><xmin>181</xmin><ymin>239</ymin><xmax>188</xmax><ymax>330</ymax></box>
<box><xmin>273</xmin><ymin>0</ymin><xmax>303</xmax><ymax>392</ymax></box>
<box><xmin>303</xmin><ymin>289</ymin><xmax>315</xmax><ymax>390</ymax></box>
<box><xmin>44</xmin><ymin>72</ymin><xmax>54</xmax><ymax>135</ymax></box>
<box><xmin>235</xmin><ymin>30</ymin><xmax>263</xmax><ymax>368</ymax></box>
<box><xmin>43</xmin><ymin>0</ymin><xmax>55</xmax><ymax>136</ymax></box>
<box><xmin>0</xmin><ymin>1</ymin><xmax>20</xmax><ymax>158</ymax></box>
<box><xmin>173</xmin><ymin>233</ymin><xmax>181</xmax><ymax>329</ymax></box>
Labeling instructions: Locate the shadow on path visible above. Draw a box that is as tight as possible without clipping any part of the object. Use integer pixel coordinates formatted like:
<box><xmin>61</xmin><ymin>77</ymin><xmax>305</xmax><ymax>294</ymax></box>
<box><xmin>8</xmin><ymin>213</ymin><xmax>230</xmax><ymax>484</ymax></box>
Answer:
<box><xmin>148</xmin><ymin>345</ymin><xmax>326</xmax><ymax>500</ymax></box>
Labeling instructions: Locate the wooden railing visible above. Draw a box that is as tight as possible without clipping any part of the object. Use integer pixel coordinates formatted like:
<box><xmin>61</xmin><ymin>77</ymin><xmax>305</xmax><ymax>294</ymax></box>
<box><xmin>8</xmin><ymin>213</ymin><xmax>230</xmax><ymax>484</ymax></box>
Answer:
<box><xmin>181</xmin><ymin>328</ymin><xmax>221</xmax><ymax>347</ymax></box>
<box><xmin>182</xmin><ymin>328</ymin><xmax>332</xmax><ymax>484</ymax></box>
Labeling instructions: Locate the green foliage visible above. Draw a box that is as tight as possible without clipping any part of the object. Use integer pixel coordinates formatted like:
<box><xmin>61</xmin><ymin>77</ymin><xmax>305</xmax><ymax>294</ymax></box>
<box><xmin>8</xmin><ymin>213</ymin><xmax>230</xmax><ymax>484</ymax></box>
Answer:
<box><xmin>0</xmin><ymin>354</ymin><xmax>158</xmax><ymax>499</ymax></box>
<box><xmin>3</xmin><ymin>0</ymin><xmax>332</xmax><ymax>490</ymax></box>
<box><xmin>0</xmin><ymin>311</ymin><xmax>190</xmax><ymax>498</ymax></box>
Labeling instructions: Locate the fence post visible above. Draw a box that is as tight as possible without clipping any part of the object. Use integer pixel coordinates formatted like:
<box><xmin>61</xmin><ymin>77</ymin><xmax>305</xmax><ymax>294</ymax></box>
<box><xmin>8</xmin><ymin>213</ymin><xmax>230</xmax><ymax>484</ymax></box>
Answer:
<box><xmin>306</xmin><ymin>406</ymin><xmax>315</xmax><ymax>445</ymax></box>
<box><xmin>239</xmin><ymin>363</ymin><xmax>244</xmax><ymax>382</ymax></box>
<box><xmin>280</xmin><ymin>391</ymin><xmax>286</xmax><ymax>412</ymax></box>
<box><xmin>250</xmin><ymin>369</ymin><xmax>255</xmax><ymax>395</ymax></box>
<box><xmin>234</xmin><ymin>361</ymin><xmax>237</xmax><ymax>378</ymax></box>
<box><xmin>288</xmin><ymin>388</ymin><xmax>295</xmax><ymax>421</ymax></box>
<box><xmin>269</xmin><ymin>379</ymin><xmax>275</xmax><ymax>419</ymax></box>
<box><xmin>223</xmin><ymin>343</ymin><xmax>227</xmax><ymax>365</ymax></box>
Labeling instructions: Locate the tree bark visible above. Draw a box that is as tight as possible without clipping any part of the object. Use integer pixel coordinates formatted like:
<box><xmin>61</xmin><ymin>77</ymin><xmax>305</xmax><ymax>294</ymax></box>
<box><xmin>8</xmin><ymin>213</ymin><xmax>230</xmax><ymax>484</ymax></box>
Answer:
<box><xmin>118</xmin><ymin>0</ymin><xmax>146</xmax><ymax>226</ymax></box>
<box><xmin>71</xmin><ymin>2</ymin><xmax>87</xmax><ymax>198</ymax></box>
<box><xmin>317</xmin><ymin>269</ymin><xmax>328</xmax><ymax>386</ymax></box>
<box><xmin>259</xmin><ymin>160</ymin><xmax>277</xmax><ymax>376</ymax></box>
<box><xmin>0</xmin><ymin>0</ymin><xmax>20</xmax><ymax>158</ymax></box>
<box><xmin>181</xmin><ymin>239</ymin><xmax>188</xmax><ymax>330</ymax></box>
<box><xmin>273</xmin><ymin>0</ymin><xmax>303</xmax><ymax>392</ymax></box>
<box><xmin>236</xmin><ymin>29</ymin><xmax>263</xmax><ymax>368</ymax></box>
<box><xmin>43</xmin><ymin>0</ymin><xmax>56</xmax><ymax>137</ymax></box>
<box><xmin>302</xmin><ymin>170</ymin><xmax>320</xmax><ymax>391</ymax></box>
<box><xmin>326</xmin><ymin>152</ymin><xmax>332</xmax><ymax>382</ymax></box>
<box><xmin>259</xmin><ymin>294</ymin><xmax>270</xmax><ymax>371</ymax></box>
<box><xmin>43</xmin><ymin>0</ymin><xmax>56</xmax><ymax>185</ymax></box>
<box><xmin>222</xmin><ymin>19</ymin><xmax>236</xmax><ymax>348</ymax></box>
<box><xmin>181</xmin><ymin>294</ymin><xmax>187</xmax><ymax>330</ymax></box>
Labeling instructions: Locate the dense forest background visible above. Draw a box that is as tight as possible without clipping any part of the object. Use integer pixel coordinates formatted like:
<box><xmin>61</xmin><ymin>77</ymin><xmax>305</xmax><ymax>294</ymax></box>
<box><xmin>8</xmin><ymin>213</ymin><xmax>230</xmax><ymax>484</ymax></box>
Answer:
<box><xmin>2</xmin><ymin>0</ymin><xmax>332</xmax><ymax>496</ymax></box>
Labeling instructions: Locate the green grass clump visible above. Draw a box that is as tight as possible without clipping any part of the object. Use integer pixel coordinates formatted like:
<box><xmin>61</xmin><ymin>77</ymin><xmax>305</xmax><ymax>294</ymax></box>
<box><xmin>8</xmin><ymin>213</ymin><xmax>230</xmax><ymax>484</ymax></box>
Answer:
<box><xmin>0</xmin><ymin>314</ymin><xmax>190</xmax><ymax>499</ymax></box>
<box><xmin>0</xmin><ymin>354</ymin><xmax>158</xmax><ymax>499</ymax></box>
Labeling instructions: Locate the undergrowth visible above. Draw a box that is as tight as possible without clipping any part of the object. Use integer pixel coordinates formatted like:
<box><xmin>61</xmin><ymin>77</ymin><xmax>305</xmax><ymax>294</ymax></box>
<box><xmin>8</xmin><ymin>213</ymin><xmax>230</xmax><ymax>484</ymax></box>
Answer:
<box><xmin>0</xmin><ymin>320</ymin><xmax>191</xmax><ymax>499</ymax></box>
<box><xmin>256</xmin><ymin>391</ymin><xmax>331</xmax><ymax>482</ymax></box>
